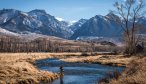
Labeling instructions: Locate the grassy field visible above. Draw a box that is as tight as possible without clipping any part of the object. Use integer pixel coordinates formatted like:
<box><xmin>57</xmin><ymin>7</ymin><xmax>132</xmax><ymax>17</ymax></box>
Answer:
<box><xmin>0</xmin><ymin>52</ymin><xmax>145</xmax><ymax>84</ymax></box>
<box><xmin>0</xmin><ymin>53</ymin><xmax>59</xmax><ymax>84</ymax></box>
<box><xmin>108</xmin><ymin>57</ymin><xmax>146</xmax><ymax>84</ymax></box>
<box><xmin>60</xmin><ymin>55</ymin><xmax>137</xmax><ymax>67</ymax></box>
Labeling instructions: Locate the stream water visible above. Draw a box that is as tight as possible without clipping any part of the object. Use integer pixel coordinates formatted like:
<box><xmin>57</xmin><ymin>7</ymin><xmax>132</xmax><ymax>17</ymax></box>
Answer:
<box><xmin>36</xmin><ymin>58</ymin><xmax>124</xmax><ymax>84</ymax></box>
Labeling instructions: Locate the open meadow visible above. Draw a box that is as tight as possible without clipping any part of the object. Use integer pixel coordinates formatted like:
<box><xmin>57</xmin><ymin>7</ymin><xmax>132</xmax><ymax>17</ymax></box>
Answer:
<box><xmin>0</xmin><ymin>52</ymin><xmax>145</xmax><ymax>84</ymax></box>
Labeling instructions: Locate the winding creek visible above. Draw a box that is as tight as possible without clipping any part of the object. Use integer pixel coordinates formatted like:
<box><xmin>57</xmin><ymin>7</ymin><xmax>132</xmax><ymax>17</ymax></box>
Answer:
<box><xmin>36</xmin><ymin>58</ymin><xmax>124</xmax><ymax>84</ymax></box>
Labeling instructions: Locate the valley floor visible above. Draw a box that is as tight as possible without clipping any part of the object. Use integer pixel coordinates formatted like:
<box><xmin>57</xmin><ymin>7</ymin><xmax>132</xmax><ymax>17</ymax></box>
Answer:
<box><xmin>0</xmin><ymin>53</ymin><xmax>59</xmax><ymax>84</ymax></box>
<box><xmin>108</xmin><ymin>57</ymin><xmax>146</xmax><ymax>84</ymax></box>
<box><xmin>0</xmin><ymin>52</ymin><xmax>144</xmax><ymax>84</ymax></box>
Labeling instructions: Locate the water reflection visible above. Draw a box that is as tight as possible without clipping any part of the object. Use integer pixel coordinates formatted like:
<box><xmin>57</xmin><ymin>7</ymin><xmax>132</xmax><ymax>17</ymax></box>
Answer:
<box><xmin>60</xmin><ymin>76</ymin><xmax>64</xmax><ymax>84</ymax></box>
<box><xmin>60</xmin><ymin>66</ymin><xmax>64</xmax><ymax>84</ymax></box>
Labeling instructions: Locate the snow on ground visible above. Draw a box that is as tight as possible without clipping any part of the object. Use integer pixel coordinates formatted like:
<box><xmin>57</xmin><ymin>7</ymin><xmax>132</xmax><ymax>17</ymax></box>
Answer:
<box><xmin>0</xmin><ymin>27</ymin><xmax>18</xmax><ymax>36</ymax></box>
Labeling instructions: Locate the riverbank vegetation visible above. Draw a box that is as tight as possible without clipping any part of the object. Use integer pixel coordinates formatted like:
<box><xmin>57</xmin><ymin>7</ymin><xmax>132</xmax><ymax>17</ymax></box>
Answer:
<box><xmin>59</xmin><ymin>54</ymin><xmax>138</xmax><ymax>67</ymax></box>
<box><xmin>99</xmin><ymin>56</ymin><xmax>146</xmax><ymax>84</ymax></box>
<box><xmin>109</xmin><ymin>57</ymin><xmax>146</xmax><ymax>84</ymax></box>
<box><xmin>0</xmin><ymin>52</ymin><xmax>145</xmax><ymax>84</ymax></box>
<box><xmin>0</xmin><ymin>53</ymin><xmax>59</xmax><ymax>84</ymax></box>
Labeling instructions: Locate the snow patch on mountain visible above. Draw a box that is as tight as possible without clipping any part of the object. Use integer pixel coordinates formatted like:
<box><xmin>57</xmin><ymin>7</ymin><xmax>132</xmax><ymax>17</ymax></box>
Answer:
<box><xmin>0</xmin><ymin>27</ymin><xmax>18</xmax><ymax>36</ymax></box>
<box><xmin>55</xmin><ymin>17</ymin><xmax>64</xmax><ymax>21</ymax></box>
<box><xmin>20</xmin><ymin>12</ymin><xmax>29</xmax><ymax>16</ymax></box>
<box><xmin>76</xmin><ymin>36</ymin><xmax>124</xmax><ymax>46</ymax></box>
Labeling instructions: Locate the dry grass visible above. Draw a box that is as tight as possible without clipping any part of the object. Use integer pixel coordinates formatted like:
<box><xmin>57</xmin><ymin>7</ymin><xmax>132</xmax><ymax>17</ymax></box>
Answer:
<box><xmin>0</xmin><ymin>52</ymin><xmax>143</xmax><ymax>84</ymax></box>
<box><xmin>60</xmin><ymin>55</ymin><xmax>138</xmax><ymax>67</ymax></box>
<box><xmin>0</xmin><ymin>52</ymin><xmax>89</xmax><ymax>84</ymax></box>
<box><xmin>109</xmin><ymin>57</ymin><xmax>146</xmax><ymax>84</ymax></box>
<box><xmin>0</xmin><ymin>53</ymin><xmax>60</xmax><ymax>84</ymax></box>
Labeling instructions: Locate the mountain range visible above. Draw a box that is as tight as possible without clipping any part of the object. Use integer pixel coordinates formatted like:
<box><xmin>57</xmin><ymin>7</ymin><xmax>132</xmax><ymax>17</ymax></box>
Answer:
<box><xmin>0</xmin><ymin>9</ymin><xmax>146</xmax><ymax>40</ymax></box>
<box><xmin>70</xmin><ymin>13</ymin><xmax>123</xmax><ymax>39</ymax></box>
<box><xmin>0</xmin><ymin>9</ymin><xmax>71</xmax><ymax>38</ymax></box>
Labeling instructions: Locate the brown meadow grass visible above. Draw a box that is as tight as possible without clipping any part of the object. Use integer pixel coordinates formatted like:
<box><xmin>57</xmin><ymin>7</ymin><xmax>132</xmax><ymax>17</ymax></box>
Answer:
<box><xmin>108</xmin><ymin>57</ymin><xmax>146</xmax><ymax>84</ymax></box>
<box><xmin>0</xmin><ymin>53</ymin><xmax>60</xmax><ymax>84</ymax></box>
<box><xmin>0</xmin><ymin>52</ymin><xmax>91</xmax><ymax>84</ymax></box>
<box><xmin>0</xmin><ymin>52</ymin><xmax>145</xmax><ymax>84</ymax></box>
<box><xmin>60</xmin><ymin>54</ymin><xmax>138</xmax><ymax>67</ymax></box>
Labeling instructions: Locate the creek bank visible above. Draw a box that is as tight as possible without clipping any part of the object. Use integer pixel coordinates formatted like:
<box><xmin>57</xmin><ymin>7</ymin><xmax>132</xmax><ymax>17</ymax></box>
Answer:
<box><xmin>36</xmin><ymin>58</ymin><xmax>124</xmax><ymax>84</ymax></box>
<box><xmin>0</xmin><ymin>53</ymin><xmax>59</xmax><ymax>84</ymax></box>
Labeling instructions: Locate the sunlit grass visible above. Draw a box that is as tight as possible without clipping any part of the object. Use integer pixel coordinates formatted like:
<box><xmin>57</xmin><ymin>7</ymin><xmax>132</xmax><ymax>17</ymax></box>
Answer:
<box><xmin>109</xmin><ymin>57</ymin><xmax>146</xmax><ymax>84</ymax></box>
<box><xmin>0</xmin><ymin>53</ymin><xmax>59</xmax><ymax>84</ymax></box>
<box><xmin>0</xmin><ymin>52</ymin><xmax>144</xmax><ymax>84</ymax></box>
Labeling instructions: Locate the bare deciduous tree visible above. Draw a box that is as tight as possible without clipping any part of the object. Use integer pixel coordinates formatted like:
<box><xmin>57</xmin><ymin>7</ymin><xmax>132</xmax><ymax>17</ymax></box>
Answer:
<box><xmin>112</xmin><ymin>0</ymin><xmax>145</xmax><ymax>55</ymax></box>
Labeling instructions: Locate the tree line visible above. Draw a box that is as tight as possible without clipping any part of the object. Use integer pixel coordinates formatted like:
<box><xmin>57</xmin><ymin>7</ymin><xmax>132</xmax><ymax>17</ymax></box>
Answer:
<box><xmin>0</xmin><ymin>36</ymin><xmax>111</xmax><ymax>53</ymax></box>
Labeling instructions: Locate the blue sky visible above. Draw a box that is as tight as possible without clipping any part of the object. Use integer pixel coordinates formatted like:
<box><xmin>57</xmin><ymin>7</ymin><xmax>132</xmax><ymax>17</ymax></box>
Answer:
<box><xmin>0</xmin><ymin>0</ymin><xmax>145</xmax><ymax>21</ymax></box>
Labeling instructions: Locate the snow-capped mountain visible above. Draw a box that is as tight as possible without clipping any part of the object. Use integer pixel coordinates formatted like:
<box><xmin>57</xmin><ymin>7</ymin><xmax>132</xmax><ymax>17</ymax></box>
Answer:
<box><xmin>0</xmin><ymin>9</ymin><xmax>145</xmax><ymax>40</ymax></box>
<box><xmin>0</xmin><ymin>9</ymin><xmax>71</xmax><ymax>38</ymax></box>
<box><xmin>69</xmin><ymin>19</ymin><xmax>87</xmax><ymax>32</ymax></box>
<box><xmin>70</xmin><ymin>13</ymin><xmax>123</xmax><ymax>39</ymax></box>
<box><xmin>70</xmin><ymin>12</ymin><xmax>146</xmax><ymax>40</ymax></box>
